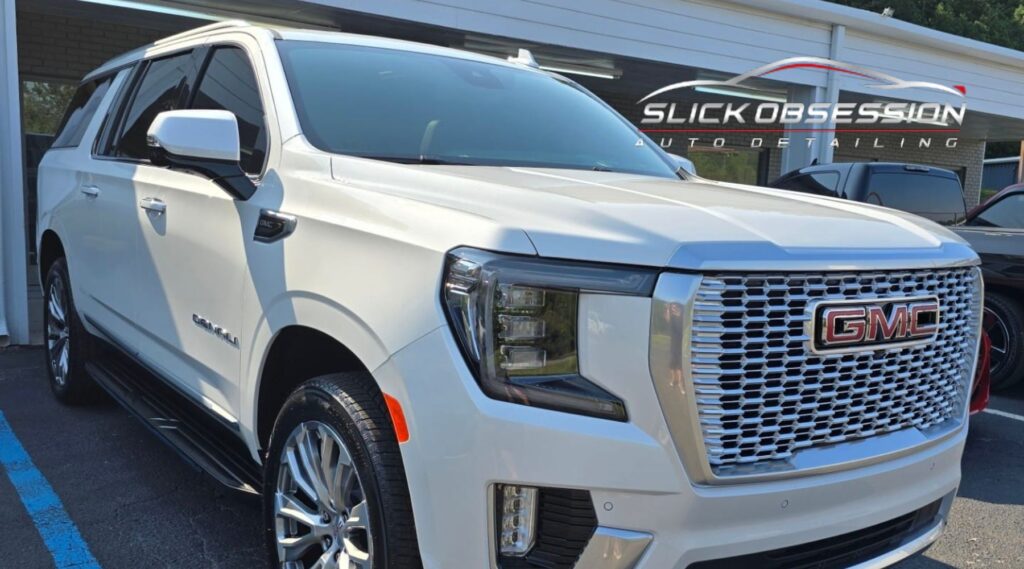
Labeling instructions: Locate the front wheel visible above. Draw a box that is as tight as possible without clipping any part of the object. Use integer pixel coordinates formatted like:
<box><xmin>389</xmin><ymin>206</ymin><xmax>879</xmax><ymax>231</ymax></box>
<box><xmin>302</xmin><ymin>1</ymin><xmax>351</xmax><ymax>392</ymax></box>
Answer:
<box><xmin>43</xmin><ymin>257</ymin><xmax>98</xmax><ymax>404</ymax></box>
<box><xmin>263</xmin><ymin>373</ymin><xmax>421</xmax><ymax>569</ymax></box>
<box><xmin>985</xmin><ymin>291</ymin><xmax>1024</xmax><ymax>390</ymax></box>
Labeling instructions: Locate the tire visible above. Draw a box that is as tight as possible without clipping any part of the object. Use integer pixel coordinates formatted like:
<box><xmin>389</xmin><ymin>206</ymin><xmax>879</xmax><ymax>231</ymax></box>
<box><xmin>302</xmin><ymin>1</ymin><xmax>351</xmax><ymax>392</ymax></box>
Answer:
<box><xmin>986</xmin><ymin>291</ymin><xmax>1024</xmax><ymax>390</ymax></box>
<box><xmin>263</xmin><ymin>372</ymin><xmax>421</xmax><ymax>569</ymax></box>
<box><xmin>43</xmin><ymin>257</ymin><xmax>99</xmax><ymax>404</ymax></box>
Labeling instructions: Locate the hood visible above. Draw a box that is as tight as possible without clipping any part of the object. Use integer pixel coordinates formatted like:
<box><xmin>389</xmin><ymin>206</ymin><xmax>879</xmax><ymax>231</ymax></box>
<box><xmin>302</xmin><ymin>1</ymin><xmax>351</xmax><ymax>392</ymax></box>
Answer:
<box><xmin>331</xmin><ymin>159</ymin><xmax>977</xmax><ymax>271</ymax></box>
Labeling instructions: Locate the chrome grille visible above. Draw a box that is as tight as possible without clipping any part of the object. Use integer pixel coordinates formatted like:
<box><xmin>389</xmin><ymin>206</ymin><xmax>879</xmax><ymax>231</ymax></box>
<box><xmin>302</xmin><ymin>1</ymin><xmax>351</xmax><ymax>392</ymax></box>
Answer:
<box><xmin>691</xmin><ymin>267</ymin><xmax>981</xmax><ymax>475</ymax></box>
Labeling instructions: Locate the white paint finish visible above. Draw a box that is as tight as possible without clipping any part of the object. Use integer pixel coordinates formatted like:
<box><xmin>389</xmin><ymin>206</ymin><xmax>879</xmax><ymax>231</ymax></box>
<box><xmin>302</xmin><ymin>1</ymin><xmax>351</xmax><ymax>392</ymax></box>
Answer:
<box><xmin>35</xmin><ymin>23</ymin><xmax>977</xmax><ymax>566</ymax></box>
<box><xmin>380</xmin><ymin>326</ymin><xmax>963</xmax><ymax>568</ymax></box>
<box><xmin>0</xmin><ymin>0</ymin><xmax>27</xmax><ymax>346</ymax></box>
<box><xmin>38</xmin><ymin>70</ymin><xmax>136</xmax><ymax>348</ymax></box>
<box><xmin>147</xmin><ymin>110</ymin><xmax>241</xmax><ymax>162</ymax></box>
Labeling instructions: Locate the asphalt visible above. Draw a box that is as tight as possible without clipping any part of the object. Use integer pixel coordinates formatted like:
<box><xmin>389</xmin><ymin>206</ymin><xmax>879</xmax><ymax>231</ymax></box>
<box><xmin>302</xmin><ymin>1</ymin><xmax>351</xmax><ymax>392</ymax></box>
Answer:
<box><xmin>0</xmin><ymin>346</ymin><xmax>1021</xmax><ymax>568</ymax></box>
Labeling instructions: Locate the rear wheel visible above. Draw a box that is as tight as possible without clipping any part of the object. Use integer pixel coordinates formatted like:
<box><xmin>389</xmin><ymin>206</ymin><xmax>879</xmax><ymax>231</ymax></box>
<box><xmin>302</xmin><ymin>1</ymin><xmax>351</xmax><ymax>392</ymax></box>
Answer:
<box><xmin>986</xmin><ymin>291</ymin><xmax>1024</xmax><ymax>390</ymax></box>
<box><xmin>263</xmin><ymin>373</ymin><xmax>421</xmax><ymax>568</ymax></box>
<box><xmin>43</xmin><ymin>257</ymin><xmax>98</xmax><ymax>404</ymax></box>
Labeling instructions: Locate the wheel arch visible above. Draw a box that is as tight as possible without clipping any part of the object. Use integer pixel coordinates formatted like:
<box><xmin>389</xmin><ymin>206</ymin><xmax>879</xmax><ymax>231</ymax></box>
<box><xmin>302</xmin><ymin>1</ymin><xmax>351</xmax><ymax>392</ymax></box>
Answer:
<box><xmin>253</xmin><ymin>324</ymin><xmax>382</xmax><ymax>454</ymax></box>
<box><xmin>38</xmin><ymin>229</ymin><xmax>65</xmax><ymax>285</ymax></box>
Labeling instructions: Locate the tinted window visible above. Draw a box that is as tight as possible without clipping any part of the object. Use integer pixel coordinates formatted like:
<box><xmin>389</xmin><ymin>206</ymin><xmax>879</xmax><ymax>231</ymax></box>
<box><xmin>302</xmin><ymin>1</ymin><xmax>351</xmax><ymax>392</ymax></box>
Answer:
<box><xmin>865</xmin><ymin>173</ymin><xmax>966</xmax><ymax>225</ymax></box>
<box><xmin>116</xmin><ymin>51</ymin><xmax>194</xmax><ymax>160</ymax></box>
<box><xmin>191</xmin><ymin>47</ymin><xmax>267</xmax><ymax>175</ymax></box>
<box><xmin>773</xmin><ymin>171</ymin><xmax>840</xmax><ymax>197</ymax></box>
<box><xmin>972</xmin><ymin>194</ymin><xmax>1024</xmax><ymax>229</ymax></box>
<box><xmin>277</xmin><ymin>41</ymin><xmax>677</xmax><ymax>178</ymax></box>
<box><xmin>51</xmin><ymin>76</ymin><xmax>113</xmax><ymax>148</ymax></box>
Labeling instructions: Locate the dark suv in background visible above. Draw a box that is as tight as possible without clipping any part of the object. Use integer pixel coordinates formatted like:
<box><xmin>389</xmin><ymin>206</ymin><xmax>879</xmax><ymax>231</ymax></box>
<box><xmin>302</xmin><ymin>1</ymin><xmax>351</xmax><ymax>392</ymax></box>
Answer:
<box><xmin>770</xmin><ymin>162</ymin><xmax>1023</xmax><ymax>389</ymax></box>
<box><xmin>770</xmin><ymin>162</ymin><xmax>967</xmax><ymax>225</ymax></box>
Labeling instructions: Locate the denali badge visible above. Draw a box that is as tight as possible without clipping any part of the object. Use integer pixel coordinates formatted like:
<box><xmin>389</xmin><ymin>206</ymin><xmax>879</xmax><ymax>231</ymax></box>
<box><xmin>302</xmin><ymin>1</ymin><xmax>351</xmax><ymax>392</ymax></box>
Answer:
<box><xmin>810</xmin><ymin>297</ymin><xmax>940</xmax><ymax>353</ymax></box>
<box><xmin>192</xmin><ymin>313</ymin><xmax>239</xmax><ymax>347</ymax></box>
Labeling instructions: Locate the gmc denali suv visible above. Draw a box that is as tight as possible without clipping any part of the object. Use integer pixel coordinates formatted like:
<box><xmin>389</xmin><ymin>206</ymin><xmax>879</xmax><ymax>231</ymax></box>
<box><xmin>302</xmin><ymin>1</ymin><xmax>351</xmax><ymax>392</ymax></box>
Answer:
<box><xmin>37</xmin><ymin>21</ymin><xmax>983</xmax><ymax>569</ymax></box>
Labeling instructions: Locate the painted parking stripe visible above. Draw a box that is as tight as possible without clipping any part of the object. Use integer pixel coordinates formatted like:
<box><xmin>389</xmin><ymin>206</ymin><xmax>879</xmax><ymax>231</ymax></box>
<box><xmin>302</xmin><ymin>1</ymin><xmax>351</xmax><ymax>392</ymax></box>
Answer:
<box><xmin>983</xmin><ymin>408</ymin><xmax>1024</xmax><ymax>423</ymax></box>
<box><xmin>0</xmin><ymin>411</ymin><xmax>101</xmax><ymax>569</ymax></box>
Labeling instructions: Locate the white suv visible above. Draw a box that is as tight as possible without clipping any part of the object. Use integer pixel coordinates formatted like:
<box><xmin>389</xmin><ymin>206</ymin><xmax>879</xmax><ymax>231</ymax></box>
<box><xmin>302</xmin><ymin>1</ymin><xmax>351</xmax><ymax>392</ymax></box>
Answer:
<box><xmin>37</xmin><ymin>20</ymin><xmax>983</xmax><ymax>569</ymax></box>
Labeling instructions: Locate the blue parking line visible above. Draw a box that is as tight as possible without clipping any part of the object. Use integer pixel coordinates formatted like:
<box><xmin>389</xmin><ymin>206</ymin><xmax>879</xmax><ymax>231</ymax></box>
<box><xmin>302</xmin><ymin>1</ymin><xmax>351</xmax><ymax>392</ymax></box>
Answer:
<box><xmin>0</xmin><ymin>411</ymin><xmax>101</xmax><ymax>569</ymax></box>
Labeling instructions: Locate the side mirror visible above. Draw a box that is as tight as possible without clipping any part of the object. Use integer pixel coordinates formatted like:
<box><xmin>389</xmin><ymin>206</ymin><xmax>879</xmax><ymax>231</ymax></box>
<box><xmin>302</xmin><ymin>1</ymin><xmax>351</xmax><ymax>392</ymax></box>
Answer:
<box><xmin>668</xmin><ymin>153</ymin><xmax>697</xmax><ymax>176</ymax></box>
<box><xmin>147</xmin><ymin>110</ymin><xmax>256</xmax><ymax>200</ymax></box>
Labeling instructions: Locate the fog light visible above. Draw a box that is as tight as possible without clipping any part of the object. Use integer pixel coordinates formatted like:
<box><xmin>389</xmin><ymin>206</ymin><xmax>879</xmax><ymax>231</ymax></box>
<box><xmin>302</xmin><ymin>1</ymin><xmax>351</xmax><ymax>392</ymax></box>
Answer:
<box><xmin>498</xmin><ymin>484</ymin><xmax>538</xmax><ymax>557</ymax></box>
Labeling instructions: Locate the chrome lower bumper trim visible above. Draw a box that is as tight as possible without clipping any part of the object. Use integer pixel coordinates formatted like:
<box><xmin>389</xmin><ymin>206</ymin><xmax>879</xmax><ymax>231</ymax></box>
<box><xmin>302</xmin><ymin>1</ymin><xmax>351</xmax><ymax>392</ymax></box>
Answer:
<box><xmin>848</xmin><ymin>517</ymin><xmax>946</xmax><ymax>569</ymax></box>
<box><xmin>574</xmin><ymin>527</ymin><xmax>652</xmax><ymax>569</ymax></box>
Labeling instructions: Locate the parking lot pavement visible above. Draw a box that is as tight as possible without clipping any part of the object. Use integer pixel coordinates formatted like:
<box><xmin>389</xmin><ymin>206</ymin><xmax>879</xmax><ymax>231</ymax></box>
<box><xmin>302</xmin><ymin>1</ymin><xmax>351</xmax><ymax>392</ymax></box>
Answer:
<box><xmin>0</xmin><ymin>346</ymin><xmax>1021</xmax><ymax>569</ymax></box>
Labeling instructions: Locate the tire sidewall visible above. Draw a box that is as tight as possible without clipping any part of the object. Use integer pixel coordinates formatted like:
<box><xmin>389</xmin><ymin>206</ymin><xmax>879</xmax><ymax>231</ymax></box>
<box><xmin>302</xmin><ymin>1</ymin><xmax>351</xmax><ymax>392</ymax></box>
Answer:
<box><xmin>987</xmin><ymin>291</ymin><xmax>1024</xmax><ymax>390</ymax></box>
<box><xmin>43</xmin><ymin>258</ymin><xmax>89</xmax><ymax>400</ymax></box>
<box><xmin>263</xmin><ymin>382</ymin><xmax>392</xmax><ymax>567</ymax></box>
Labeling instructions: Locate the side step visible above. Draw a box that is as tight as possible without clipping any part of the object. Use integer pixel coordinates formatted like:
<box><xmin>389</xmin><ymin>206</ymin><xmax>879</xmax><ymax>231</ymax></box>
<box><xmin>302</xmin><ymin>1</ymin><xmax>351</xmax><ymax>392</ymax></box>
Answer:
<box><xmin>86</xmin><ymin>346</ymin><xmax>263</xmax><ymax>495</ymax></box>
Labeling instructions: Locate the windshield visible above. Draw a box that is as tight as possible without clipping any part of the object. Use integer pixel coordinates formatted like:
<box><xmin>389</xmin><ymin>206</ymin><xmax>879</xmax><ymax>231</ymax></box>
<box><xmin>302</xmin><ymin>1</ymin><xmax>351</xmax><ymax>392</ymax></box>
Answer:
<box><xmin>277</xmin><ymin>40</ymin><xmax>678</xmax><ymax>178</ymax></box>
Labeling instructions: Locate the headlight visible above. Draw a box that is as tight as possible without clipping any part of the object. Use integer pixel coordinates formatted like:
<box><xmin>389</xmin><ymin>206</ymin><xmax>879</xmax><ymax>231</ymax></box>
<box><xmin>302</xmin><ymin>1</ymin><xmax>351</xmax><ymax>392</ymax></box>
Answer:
<box><xmin>442</xmin><ymin>247</ymin><xmax>657</xmax><ymax>421</ymax></box>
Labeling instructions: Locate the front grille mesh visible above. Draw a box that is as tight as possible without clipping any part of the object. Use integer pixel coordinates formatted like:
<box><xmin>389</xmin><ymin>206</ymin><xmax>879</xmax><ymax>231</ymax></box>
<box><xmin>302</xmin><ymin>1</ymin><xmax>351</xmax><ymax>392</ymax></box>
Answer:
<box><xmin>691</xmin><ymin>267</ymin><xmax>981</xmax><ymax>474</ymax></box>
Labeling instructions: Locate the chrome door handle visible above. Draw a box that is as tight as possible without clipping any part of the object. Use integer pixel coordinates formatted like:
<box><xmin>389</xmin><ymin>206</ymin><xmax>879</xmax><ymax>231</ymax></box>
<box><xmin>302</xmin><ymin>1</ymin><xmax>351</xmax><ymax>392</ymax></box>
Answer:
<box><xmin>80</xmin><ymin>185</ymin><xmax>100</xmax><ymax>198</ymax></box>
<box><xmin>140</xmin><ymin>197</ymin><xmax>166</xmax><ymax>215</ymax></box>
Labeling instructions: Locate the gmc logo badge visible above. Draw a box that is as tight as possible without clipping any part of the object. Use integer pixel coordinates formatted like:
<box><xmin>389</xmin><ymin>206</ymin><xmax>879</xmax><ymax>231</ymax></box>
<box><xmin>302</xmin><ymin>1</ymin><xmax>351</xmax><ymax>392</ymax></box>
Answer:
<box><xmin>811</xmin><ymin>297</ymin><xmax>940</xmax><ymax>353</ymax></box>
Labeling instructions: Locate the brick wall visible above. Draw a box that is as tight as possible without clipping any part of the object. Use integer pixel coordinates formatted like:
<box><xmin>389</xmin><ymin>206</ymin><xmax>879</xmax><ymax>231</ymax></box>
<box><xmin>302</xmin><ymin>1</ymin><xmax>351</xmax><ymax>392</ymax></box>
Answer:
<box><xmin>16</xmin><ymin>10</ymin><xmax>193</xmax><ymax>83</ymax></box>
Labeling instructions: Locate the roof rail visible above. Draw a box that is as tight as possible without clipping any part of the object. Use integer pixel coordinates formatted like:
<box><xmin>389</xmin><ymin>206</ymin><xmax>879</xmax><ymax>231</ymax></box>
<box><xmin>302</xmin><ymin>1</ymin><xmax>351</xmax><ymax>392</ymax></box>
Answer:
<box><xmin>154</xmin><ymin>19</ymin><xmax>251</xmax><ymax>45</ymax></box>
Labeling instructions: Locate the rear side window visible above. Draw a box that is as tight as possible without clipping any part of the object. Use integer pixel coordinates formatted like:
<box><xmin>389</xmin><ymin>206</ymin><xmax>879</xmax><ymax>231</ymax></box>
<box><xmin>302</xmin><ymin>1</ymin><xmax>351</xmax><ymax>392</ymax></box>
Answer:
<box><xmin>190</xmin><ymin>46</ymin><xmax>267</xmax><ymax>175</ymax></box>
<box><xmin>972</xmin><ymin>194</ymin><xmax>1024</xmax><ymax>229</ymax></box>
<box><xmin>773</xmin><ymin>171</ymin><xmax>840</xmax><ymax>197</ymax></box>
<box><xmin>115</xmin><ymin>51</ymin><xmax>195</xmax><ymax>160</ymax></box>
<box><xmin>51</xmin><ymin>76</ymin><xmax>113</xmax><ymax>148</ymax></box>
<box><xmin>865</xmin><ymin>173</ymin><xmax>966</xmax><ymax>225</ymax></box>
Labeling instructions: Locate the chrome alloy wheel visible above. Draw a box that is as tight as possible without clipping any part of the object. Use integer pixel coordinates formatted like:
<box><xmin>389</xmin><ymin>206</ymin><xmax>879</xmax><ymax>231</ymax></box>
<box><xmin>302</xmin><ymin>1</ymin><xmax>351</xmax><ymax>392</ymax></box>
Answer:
<box><xmin>274</xmin><ymin>421</ymin><xmax>373</xmax><ymax>569</ymax></box>
<box><xmin>46</xmin><ymin>273</ymin><xmax>70</xmax><ymax>386</ymax></box>
<box><xmin>984</xmin><ymin>306</ymin><xmax>1010</xmax><ymax>378</ymax></box>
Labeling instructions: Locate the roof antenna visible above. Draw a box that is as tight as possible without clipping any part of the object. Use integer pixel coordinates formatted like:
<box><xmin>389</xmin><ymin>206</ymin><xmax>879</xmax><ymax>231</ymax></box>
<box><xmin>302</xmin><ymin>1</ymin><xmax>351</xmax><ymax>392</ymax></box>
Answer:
<box><xmin>508</xmin><ymin>48</ymin><xmax>539</xmax><ymax>69</ymax></box>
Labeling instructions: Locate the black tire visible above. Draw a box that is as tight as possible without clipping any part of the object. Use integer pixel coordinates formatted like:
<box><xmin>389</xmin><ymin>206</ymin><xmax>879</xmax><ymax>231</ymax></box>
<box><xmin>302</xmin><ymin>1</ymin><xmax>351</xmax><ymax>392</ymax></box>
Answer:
<box><xmin>43</xmin><ymin>257</ymin><xmax>99</xmax><ymax>404</ymax></box>
<box><xmin>986</xmin><ymin>291</ymin><xmax>1024</xmax><ymax>390</ymax></box>
<box><xmin>263</xmin><ymin>372</ymin><xmax>422</xmax><ymax>568</ymax></box>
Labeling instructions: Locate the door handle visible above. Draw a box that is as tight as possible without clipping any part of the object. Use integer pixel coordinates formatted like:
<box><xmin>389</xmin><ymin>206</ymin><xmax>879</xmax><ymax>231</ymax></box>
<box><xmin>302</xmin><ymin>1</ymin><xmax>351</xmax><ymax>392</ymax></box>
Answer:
<box><xmin>80</xmin><ymin>185</ymin><xmax>100</xmax><ymax>198</ymax></box>
<box><xmin>140</xmin><ymin>197</ymin><xmax>166</xmax><ymax>215</ymax></box>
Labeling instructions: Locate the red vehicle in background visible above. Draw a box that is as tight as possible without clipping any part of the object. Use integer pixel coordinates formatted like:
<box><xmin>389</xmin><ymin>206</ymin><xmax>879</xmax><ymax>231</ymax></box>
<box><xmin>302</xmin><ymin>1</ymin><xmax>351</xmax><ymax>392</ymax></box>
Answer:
<box><xmin>971</xmin><ymin>329</ymin><xmax>992</xmax><ymax>415</ymax></box>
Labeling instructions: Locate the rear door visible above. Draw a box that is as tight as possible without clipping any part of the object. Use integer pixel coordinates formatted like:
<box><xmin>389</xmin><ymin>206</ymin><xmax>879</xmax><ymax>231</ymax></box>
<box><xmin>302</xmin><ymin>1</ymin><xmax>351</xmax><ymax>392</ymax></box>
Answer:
<box><xmin>130</xmin><ymin>43</ymin><xmax>270</xmax><ymax>418</ymax></box>
<box><xmin>82</xmin><ymin>50</ymin><xmax>201</xmax><ymax>352</ymax></box>
<box><xmin>38</xmin><ymin>69</ymin><xmax>136</xmax><ymax>347</ymax></box>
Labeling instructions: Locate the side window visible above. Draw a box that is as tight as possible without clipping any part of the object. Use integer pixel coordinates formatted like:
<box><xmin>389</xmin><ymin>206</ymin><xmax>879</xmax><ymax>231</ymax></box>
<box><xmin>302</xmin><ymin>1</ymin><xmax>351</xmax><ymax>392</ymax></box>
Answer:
<box><xmin>972</xmin><ymin>194</ymin><xmax>1024</xmax><ymax>229</ymax></box>
<box><xmin>115</xmin><ymin>51</ymin><xmax>195</xmax><ymax>160</ymax></box>
<box><xmin>51</xmin><ymin>76</ymin><xmax>113</xmax><ymax>149</ymax></box>
<box><xmin>191</xmin><ymin>46</ymin><xmax>267</xmax><ymax>175</ymax></box>
<box><xmin>774</xmin><ymin>171</ymin><xmax>840</xmax><ymax>197</ymax></box>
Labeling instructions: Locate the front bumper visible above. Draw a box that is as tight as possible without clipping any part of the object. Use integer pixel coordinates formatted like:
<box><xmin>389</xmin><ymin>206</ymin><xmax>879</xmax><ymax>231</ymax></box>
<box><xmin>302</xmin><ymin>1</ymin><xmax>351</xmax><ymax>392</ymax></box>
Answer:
<box><xmin>371</xmin><ymin>292</ymin><xmax>965</xmax><ymax>568</ymax></box>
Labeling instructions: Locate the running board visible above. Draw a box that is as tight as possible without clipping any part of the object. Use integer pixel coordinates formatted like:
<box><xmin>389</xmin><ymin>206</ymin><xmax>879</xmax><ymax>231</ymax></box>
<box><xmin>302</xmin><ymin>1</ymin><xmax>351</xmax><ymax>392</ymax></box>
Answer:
<box><xmin>85</xmin><ymin>347</ymin><xmax>262</xmax><ymax>495</ymax></box>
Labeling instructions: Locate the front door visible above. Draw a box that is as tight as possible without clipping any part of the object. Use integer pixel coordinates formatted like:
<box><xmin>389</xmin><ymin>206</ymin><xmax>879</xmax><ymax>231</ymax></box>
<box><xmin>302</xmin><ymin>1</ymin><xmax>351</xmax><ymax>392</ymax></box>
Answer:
<box><xmin>132</xmin><ymin>44</ymin><xmax>270</xmax><ymax>419</ymax></box>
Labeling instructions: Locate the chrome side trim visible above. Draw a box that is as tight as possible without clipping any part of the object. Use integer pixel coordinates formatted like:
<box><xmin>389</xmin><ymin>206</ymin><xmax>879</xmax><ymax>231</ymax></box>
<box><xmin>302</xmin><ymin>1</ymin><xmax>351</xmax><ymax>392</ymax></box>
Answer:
<box><xmin>848</xmin><ymin>518</ymin><xmax>945</xmax><ymax>569</ymax></box>
<box><xmin>574</xmin><ymin>527</ymin><xmax>652</xmax><ymax>569</ymax></box>
<box><xmin>666</xmin><ymin>241</ymin><xmax>979</xmax><ymax>272</ymax></box>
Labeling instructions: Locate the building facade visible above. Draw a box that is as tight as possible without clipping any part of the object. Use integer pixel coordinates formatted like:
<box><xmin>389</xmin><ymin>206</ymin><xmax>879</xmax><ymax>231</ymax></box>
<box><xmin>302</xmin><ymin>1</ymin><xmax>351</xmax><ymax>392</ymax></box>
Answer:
<box><xmin>2</xmin><ymin>0</ymin><xmax>1024</xmax><ymax>345</ymax></box>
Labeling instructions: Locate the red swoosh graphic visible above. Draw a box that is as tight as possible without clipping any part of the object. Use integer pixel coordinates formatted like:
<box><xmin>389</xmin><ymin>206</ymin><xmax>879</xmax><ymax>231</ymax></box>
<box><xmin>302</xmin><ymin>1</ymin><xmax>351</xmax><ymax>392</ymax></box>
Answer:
<box><xmin>759</xmin><ymin>63</ymin><xmax>873</xmax><ymax>79</ymax></box>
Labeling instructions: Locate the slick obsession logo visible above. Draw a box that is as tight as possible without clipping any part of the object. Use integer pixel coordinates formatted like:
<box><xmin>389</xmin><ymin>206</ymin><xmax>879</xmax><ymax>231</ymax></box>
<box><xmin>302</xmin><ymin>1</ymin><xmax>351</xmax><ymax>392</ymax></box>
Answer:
<box><xmin>810</xmin><ymin>297</ymin><xmax>940</xmax><ymax>353</ymax></box>
<box><xmin>639</xmin><ymin>57</ymin><xmax>967</xmax><ymax>150</ymax></box>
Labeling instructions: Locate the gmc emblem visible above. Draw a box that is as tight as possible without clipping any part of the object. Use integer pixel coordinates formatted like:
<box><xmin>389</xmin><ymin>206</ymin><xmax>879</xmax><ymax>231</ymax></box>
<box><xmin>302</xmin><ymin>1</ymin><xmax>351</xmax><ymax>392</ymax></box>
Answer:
<box><xmin>810</xmin><ymin>297</ymin><xmax>940</xmax><ymax>353</ymax></box>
